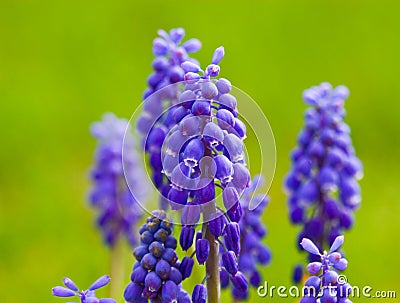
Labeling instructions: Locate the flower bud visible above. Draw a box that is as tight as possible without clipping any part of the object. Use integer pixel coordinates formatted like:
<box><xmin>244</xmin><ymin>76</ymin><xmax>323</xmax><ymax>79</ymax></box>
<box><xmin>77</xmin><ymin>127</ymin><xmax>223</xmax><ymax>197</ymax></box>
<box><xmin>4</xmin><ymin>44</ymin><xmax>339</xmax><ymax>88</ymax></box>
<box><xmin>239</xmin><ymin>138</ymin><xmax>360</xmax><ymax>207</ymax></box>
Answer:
<box><xmin>222</xmin><ymin>251</ymin><xmax>238</xmax><ymax>275</ymax></box>
<box><xmin>196</xmin><ymin>239</ymin><xmax>210</xmax><ymax>265</ymax></box>
<box><xmin>192</xmin><ymin>284</ymin><xmax>207</xmax><ymax>303</ymax></box>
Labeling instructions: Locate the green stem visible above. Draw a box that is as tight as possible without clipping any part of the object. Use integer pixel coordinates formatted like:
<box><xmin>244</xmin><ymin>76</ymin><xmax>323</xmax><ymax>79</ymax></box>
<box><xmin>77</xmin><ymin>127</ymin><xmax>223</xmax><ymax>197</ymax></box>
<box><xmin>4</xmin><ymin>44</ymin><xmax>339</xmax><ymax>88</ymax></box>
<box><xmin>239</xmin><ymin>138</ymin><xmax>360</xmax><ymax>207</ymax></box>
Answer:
<box><xmin>110</xmin><ymin>238</ymin><xmax>125</xmax><ymax>300</ymax></box>
<box><xmin>204</xmin><ymin>202</ymin><xmax>220</xmax><ymax>303</ymax></box>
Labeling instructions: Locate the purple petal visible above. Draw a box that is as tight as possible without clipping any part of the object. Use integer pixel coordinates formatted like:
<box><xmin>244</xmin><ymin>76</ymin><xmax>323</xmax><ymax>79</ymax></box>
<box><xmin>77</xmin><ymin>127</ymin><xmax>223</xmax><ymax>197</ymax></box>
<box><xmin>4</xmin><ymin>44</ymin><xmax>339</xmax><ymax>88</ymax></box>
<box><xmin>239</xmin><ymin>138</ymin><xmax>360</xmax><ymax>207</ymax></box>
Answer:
<box><xmin>329</xmin><ymin>235</ymin><xmax>344</xmax><ymax>253</ymax></box>
<box><xmin>300</xmin><ymin>238</ymin><xmax>321</xmax><ymax>256</ymax></box>
<box><xmin>52</xmin><ymin>286</ymin><xmax>76</xmax><ymax>297</ymax></box>
<box><xmin>211</xmin><ymin>46</ymin><xmax>225</xmax><ymax>64</ymax></box>
<box><xmin>63</xmin><ymin>278</ymin><xmax>79</xmax><ymax>291</ymax></box>
<box><xmin>88</xmin><ymin>275</ymin><xmax>111</xmax><ymax>291</ymax></box>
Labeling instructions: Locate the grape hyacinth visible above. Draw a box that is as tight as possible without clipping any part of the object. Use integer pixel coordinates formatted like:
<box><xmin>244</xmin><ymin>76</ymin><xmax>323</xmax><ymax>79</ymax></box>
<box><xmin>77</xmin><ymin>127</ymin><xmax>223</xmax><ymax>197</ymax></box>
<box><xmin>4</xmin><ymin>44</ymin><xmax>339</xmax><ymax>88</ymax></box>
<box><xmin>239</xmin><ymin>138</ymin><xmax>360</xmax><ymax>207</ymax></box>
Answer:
<box><xmin>52</xmin><ymin>275</ymin><xmax>116</xmax><ymax>303</ymax></box>
<box><xmin>285</xmin><ymin>83</ymin><xmax>363</xmax><ymax>272</ymax></box>
<box><xmin>220</xmin><ymin>175</ymin><xmax>271</xmax><ymax>300</ymax></box>
<box><xmin>153</xmin><ymin>46</ymin><xmax>251</xmax><ymax>301</ymax></box>
<box><xmin>89</xmin><ymin>113</ymin><xmax>150</xmax><ymax>247</ymax></box>
<box><xmin>300</xmin><ymin>236</ymin><xmax>353</xmax><ymax>303</ymax></box>
<box><xmin>136</xmin><ymin>28</ymin><xmax>202</xmax><ymax>202</ymax></box>
<box><xmin>124</xmin><ymin>210</ymin><xmax>192</xmax><ymax>303</ymax></box>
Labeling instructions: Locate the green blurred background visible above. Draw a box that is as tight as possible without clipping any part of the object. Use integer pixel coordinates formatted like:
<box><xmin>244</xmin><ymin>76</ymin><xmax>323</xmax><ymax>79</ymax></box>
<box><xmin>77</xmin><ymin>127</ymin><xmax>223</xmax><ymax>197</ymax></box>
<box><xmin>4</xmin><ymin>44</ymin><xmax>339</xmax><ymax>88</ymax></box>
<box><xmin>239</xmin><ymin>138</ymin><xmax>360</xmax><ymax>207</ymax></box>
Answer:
<box><xmin>1</xmin><ymin>0</ymin><xmax>399</xmax><ymax>302</ymax></box>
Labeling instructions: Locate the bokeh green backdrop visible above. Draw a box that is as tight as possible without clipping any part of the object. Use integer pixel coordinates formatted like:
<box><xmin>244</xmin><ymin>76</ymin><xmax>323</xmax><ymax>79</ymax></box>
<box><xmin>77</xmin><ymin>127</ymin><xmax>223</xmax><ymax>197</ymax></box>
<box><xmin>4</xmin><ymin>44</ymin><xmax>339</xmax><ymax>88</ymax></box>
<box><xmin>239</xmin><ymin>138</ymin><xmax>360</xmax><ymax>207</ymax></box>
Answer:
<box><xmin>1</xmin><ymin>1</ymin><xmax>400</xmax><ymax>302</ymax></box>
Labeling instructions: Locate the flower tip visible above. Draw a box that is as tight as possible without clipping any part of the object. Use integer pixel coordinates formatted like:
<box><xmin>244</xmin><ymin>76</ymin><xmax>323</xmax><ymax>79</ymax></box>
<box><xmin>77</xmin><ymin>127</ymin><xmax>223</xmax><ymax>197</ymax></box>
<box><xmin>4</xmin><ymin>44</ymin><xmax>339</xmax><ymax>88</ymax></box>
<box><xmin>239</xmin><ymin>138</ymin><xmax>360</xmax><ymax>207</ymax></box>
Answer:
<box><xmin>334</xmin><ymin>85</ymin><xmax>350</xmax><ymax>99</ymax></box>
<box><xmin>52</xmin><ymin>286</ymin><xmax>76</xmax><ymax>297</ymax></box>
<box><xmin>170</xmin><ymin>28</ymin><xmax>185</xmax><ymax>44</ymax></box>
<box><xmin>211</xmin><ymin>46</ymin><xmax>225</xmax><ymax>64</ymax></box>
<box><xmin>329</xmin><ymin>235</ymin><xmax>345</xmax><ymax>253</ymax></box>
<box><xmin>88</xmin><ymin>275</ymin><xmax>111</xmax><ymax>291</ymax></box>
<box><xmin>300</xmin><ymin>238</ymin><xmax>321</xmax><ymax>256</ymax></box>
<box><xmin>181</xmin><ymin>61</ymin><xmax>201</xmax><ymax>73</ymax></box>
<box><xmin>63</xmin><ymin>277</ymin><xmax>79</xmax><ymax>291</ymax></box>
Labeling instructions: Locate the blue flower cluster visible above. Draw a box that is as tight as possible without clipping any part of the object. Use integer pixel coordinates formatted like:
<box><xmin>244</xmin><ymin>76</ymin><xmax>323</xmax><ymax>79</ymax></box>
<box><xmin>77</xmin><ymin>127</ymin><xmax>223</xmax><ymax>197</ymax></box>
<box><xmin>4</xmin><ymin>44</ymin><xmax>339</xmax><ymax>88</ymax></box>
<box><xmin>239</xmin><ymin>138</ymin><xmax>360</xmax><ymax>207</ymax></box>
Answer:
<box><xmin>89</xmin><ymin>113</ymin><xmax>150</xmax><ymax>247</ymax></box>
<box><xmin>52</xmin><ymin>275</ymin><xmax>115</xmax><ymax>303</ymax></box>
<box><xmin>220</xmin><ymin>175</ymin><xmax>271</xmax><ymax>300</ymax></box>
<box><xmin>124</xmin><ymin>210</ymin><xmax>192</xmax><ymax>303</ymax></box>
<box><xmin>285</xmin><ymin>83</ymin><xmax>363</xmax><ymax>263</ymax></box>
<box><xmin>136</xmin><ymin>28</ymin><xmax>202</xmax><ymax>202</ymax></box>
<box><xmin>300</xmin><ymin>236</ymin><xmax>352</xmax><ymax>303</ymax></box>
<box><xmin>162</xmin><ymin>46</ymin><xmax>249</xmax><ymax>255</ymax></box>
<box><xmin>162</xmin><ymin>46</ymin><xmax>249</xmax><ymax>213</ymax></box>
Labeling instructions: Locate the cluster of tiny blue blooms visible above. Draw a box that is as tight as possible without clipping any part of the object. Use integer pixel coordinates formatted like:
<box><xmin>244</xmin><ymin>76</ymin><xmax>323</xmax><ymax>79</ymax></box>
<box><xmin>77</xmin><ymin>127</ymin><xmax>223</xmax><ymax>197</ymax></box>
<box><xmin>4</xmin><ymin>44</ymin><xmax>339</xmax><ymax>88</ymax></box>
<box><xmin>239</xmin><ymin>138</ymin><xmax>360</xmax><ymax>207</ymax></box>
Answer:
<box><xmin>89</xmin><ymin>113</ymin><xmax>150</xmax><ymax>247</ymax></box>
<box><xmin>136</xmin><ymin>28</ymin><xmax>202</xmax><ymax>205</ymax></box>
<box><xmin>124</xmin><ymin>210</ymin><xmax>193</xmax><ymax>303</ymax></box>
<box><xmin>300</xmin><ymin>236</ymin><xmax>352</xmax><ymax>303</ymax></box>
<box><xmin>162</xmin><ymin>46</ymin><xmax>249</xmax><ymax>218</ymax></box>
<box><xmin>285</xmin><ymin>83</ymin><xmax>363</xmax><ymax>270</ymax></box>
<box><xmin>220</xmin><ymin>175</ymin><xmax>271</xmax><ymax>300</ymax></box>
<box><xmin>154</xmin><ymin>47</ymin><xmax>252</xmax><ymax>296</ymax></box>
<box><xmin>52</xmin><ymin>275</ymin><xmax>115</xmax><ymax>303</ymax></box>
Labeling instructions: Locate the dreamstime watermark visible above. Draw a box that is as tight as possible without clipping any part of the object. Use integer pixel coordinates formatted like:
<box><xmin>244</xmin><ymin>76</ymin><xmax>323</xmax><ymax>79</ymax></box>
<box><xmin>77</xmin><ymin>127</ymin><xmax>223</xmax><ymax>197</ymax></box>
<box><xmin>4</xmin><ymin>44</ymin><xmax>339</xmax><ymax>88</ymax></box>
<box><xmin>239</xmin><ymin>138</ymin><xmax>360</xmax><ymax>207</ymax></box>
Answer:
<box><xmin>257</xmin><ymin>275</ymin><xmax>397</xmax><ymax>299</ymax></box>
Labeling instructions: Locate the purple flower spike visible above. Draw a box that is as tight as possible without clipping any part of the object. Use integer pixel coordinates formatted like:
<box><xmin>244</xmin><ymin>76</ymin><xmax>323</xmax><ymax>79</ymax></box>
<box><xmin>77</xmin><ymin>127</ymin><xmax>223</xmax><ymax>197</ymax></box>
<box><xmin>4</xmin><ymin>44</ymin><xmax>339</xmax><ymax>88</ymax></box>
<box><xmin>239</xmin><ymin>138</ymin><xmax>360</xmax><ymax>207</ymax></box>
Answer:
<box><xmin>286</xmin><ymin>83</ymin><xmax>362</xmax><ymax>276</ymax></box>
<box><xmin>142</xmin><ymin>44</ymin><xmax>253</xmax><ymax>298</ymax></box>
<box><xmin>89</xmin><ymin>113</ymin><xmax>149</xmax><ymax>247</ymax></box>
<box><xmin>137</xmin><ymin>29</ymin><xmax>202</xmax><ymax>210</ymax></box>
<box><xmin>216</xmin><ymin>174</ymin><xmax>271</xmax><ymax>297</ymax></box>
<box><xmin>192</xmin><ymin>284</ymin><xmax>207</xmax><ymax>303</ymax></box>
<box><xmin>125</xmin><ymin>212</ymin><xmax>190</xmax><ymax>303</ymax></box>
